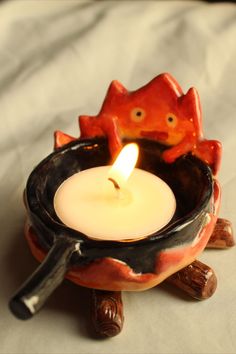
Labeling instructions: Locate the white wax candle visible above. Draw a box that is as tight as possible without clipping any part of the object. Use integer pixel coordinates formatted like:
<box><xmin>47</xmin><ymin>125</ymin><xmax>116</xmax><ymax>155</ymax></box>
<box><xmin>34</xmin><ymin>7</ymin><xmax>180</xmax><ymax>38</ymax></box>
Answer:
<box><xmin>54</xmin><ymin>166</ymin><xmax>176</xmax><ymax>242</ymax></box>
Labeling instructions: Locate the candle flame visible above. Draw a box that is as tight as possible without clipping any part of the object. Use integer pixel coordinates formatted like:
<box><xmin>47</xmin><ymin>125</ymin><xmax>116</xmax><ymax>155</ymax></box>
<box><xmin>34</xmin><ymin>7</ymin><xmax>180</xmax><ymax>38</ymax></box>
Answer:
<box><xmin>108</xmin><ymin>143</ymin><xmax>139</xmax><ymax>188</ymax></box>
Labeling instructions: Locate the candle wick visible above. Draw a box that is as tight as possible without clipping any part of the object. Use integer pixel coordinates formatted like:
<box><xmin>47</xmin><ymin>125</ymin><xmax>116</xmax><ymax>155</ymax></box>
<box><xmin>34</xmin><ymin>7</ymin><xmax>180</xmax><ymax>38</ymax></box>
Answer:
<box><xmin>108</xmin><ymin>177</ymin><xmax>121</xmax><ymax>191</ymax></box>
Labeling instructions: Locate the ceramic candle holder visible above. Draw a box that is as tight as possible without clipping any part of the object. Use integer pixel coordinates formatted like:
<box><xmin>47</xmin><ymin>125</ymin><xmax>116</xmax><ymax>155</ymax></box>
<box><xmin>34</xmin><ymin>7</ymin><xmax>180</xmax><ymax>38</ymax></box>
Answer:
<box><xmin>9</xmin><ymin>73</ymin><xmax>234</xmax><ymax>337</ymax></box>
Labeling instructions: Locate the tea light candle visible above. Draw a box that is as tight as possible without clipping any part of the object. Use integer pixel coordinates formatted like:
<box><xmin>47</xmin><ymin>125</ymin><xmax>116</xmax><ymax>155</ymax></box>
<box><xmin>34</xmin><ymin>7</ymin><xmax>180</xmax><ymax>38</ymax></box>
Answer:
<box><xmin>54</xmin><ymin>144</ymin><xmax>176</xmax><ymax>242</ymax></box>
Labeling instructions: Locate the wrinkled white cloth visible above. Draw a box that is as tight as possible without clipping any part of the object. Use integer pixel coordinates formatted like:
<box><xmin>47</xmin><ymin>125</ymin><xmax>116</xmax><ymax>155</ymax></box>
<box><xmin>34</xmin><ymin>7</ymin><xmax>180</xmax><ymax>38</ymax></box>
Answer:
<box><xmin>0</xmin><ymin>1</ymin><xmax>236</xmax><ymax>354</ymax></box>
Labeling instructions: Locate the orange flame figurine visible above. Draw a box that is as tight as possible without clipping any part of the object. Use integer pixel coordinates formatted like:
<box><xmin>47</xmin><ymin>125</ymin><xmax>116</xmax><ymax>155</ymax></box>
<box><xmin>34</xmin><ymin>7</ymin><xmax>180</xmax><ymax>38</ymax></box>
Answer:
<box><xmin>55</xmin><ymin>73</ymin><xmax>221</xmax><ymax>175</ymax></box>
<box><xmin>10</xmin><ymin>73</ymin><xmax>234</xmax><ymax>338</ymax></box>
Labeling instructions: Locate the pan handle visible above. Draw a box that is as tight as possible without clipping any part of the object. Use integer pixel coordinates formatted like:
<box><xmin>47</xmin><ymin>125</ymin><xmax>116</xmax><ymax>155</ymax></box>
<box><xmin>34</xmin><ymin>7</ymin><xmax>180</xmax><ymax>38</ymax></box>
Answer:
<box><xmin>9</xmin><ymin>237</ymin><xmax>80</xmax><ymax>320</ymax></box>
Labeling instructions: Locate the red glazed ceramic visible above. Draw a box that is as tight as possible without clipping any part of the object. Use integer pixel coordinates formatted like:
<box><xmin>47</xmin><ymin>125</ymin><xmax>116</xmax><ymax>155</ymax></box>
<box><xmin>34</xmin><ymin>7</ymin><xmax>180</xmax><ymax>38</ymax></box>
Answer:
<box><xmin>10</xmin><ymin>73</ymin><xmax>223</xmax><ymax>320</ymax></box>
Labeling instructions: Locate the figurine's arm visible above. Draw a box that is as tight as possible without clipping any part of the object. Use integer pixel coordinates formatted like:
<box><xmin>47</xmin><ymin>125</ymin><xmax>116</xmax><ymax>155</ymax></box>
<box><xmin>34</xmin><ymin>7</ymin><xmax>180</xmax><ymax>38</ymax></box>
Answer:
<box><xmin>162</xmin><ymin>133</ymin><xmax>197</xmax><ymax>163</ymax></box>
<box><xmin>99</xmin><ymin>115</ymin><xmax>122</xmax><ymax>158</ymax></box>
<box><xmin>79</xmin><ymin>115</ymin><xmax>122</xmax><ymax>158</ymax></box>
<box><xmin>79</xmin><ymin>115</ymin><xmax>104</xmax><ymax>139</ymax></box>
<box><xmin>163</xmin><ymin>135</ymin><xmax>222</xmax><ymax>176</ymax></box>
<box><xmin>194</xmin><ymin>139</ymin><xmax>222</xmax><ymax>176</ymax></box>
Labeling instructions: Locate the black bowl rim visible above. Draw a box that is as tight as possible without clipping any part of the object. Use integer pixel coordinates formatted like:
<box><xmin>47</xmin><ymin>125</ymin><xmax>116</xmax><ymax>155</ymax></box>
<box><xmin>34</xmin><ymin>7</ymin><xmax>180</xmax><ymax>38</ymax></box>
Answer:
<box><xmin>25</xmin><ymin>137</ymin><xmax>213</xmax><ymax>246</ymax></box>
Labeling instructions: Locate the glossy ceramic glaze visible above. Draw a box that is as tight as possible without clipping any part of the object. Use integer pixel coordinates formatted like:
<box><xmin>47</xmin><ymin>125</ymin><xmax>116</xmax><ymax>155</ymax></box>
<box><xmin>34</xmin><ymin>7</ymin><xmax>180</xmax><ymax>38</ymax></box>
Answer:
<box><xmin>24</xmin><ymin>137</ymin><xmax>218</xmax><ymax>292</ymax></box>
<box><xmin>10</xmin><ymin>73</ymin><xmax>223</xmax><ymax>321</ymax></box>
<box><xmin>55</xmin><ymin>73</ymin><xmax>222</xmax><ymax>175</ymax></box>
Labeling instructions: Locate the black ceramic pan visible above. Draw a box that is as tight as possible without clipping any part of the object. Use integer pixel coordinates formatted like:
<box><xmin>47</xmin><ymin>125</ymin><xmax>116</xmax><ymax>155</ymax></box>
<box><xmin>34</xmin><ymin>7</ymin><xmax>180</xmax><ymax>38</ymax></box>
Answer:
<box><xmin>9</xmin><ymin>137</ymin><xmax>213</xmax><ymax>319</ymax></box>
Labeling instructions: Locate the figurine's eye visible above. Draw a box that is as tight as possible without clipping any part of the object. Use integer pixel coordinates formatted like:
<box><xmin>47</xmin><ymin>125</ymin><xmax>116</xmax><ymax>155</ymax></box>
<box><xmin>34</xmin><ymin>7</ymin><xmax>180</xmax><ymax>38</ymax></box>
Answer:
<box><xmin>131</xmin><ymin>108</ymin><xmax>146</xmax><ymax>122</ymax></box>
<box><xmin>166</xmin><ymin>114</ymin><xmax>177</xmax><ymax>128</ymax></box>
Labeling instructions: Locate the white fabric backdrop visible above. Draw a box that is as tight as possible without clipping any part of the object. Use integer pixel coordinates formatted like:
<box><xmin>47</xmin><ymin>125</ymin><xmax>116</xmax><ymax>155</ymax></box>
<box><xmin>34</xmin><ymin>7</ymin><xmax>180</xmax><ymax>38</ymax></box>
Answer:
<box><xmin>0</xmin><ymin>1</ymin><xmax>236</xmax><ymax>353</ymax></box>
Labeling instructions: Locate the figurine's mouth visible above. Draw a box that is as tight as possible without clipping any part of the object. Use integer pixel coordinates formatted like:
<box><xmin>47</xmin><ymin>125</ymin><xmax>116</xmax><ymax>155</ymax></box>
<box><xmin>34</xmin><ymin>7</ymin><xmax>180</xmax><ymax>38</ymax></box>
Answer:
<box><xmin>140</xmin><ymin>130</ymin><xmax>168</xmax><ymax>141</ymax></box>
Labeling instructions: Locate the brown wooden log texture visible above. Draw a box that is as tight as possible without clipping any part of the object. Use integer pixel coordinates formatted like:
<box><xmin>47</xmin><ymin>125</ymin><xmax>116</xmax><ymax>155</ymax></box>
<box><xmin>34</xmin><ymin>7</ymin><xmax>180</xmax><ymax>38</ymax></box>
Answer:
<box><xmin>92</xmin><ymin>290</ymin><xmax>124</xmax><ymax>337</ymax></box>
<box><xmin>206</xmin><ymin>218</ymin><xmax>234</xmax><ymax>249</ymax></box>
<box><xmin>166</xmin><ymin>260</ymin><xmax>217</xmax><ymax>300</ymax></box>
